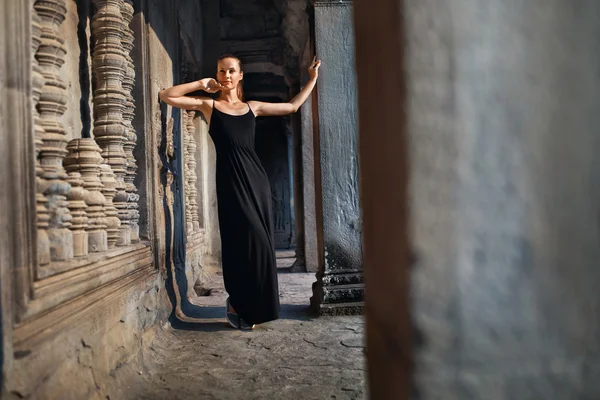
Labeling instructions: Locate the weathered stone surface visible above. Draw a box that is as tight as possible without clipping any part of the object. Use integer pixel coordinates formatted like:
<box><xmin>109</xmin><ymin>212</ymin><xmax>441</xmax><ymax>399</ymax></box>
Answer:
<box><xmin>120</xmin><ymin>0</ymin><xmax>141</xmax><ymax>244</ymax></box>
<box><xmin>32</xmin><ymin>0</ymin><xmax>51</xmax><ymax>266</ymax></box>
<box><xmin>297</xmin><ymin>43</ymin><xmax>319</xmax><ymax>273</ymax></box>
<box><xmin>322</xmin><ymin>272</ymin><xmax>363</xmax><ymax>286</ymax></box>
<box><xmin>182</xmin><ymin>111</ymin><xmax>200</xmax><ymax>235</ymax></box>
<box><xmin>311</xmin><ymin>1</ymin><xmax>364</xmax><ymax>314</ymax></box>
<box><xmin>185</xmin><ymin>241</ymin><xmax>210</xmax><ymax>302</ymax></box>
<box><xmin>7</xmin><ymin>273</ymin><xmax>161</xmax><ymax>400</ymax></box>
<box><xmin>274</xmin><ymin>0</ymin><xmax>309</xmax><ymax>82</ymax></box>
<box><xmin>197</xmin><ymin>118</ymin><xmax>221</xmax><ymax>262</ymax></box>
<box><xmin>91</xmin><ymin>0</ymin><xmax>132</xmax><ymax>247</ymax></box>
<box><xmin>319</xmin><ymin>302</ymin><xmax>365</xmax><ymax>317</ymax></box>
<box><xmin>405</xmin><ymin>0</ymin><xmax>600</xmax><ymax>397</ymax></box>
<box><xmin>65</xmin><ymin>171</ymin><xmax>89</xmax><ymax>257</ymax></box>
<box><xmin>322</xmin><ymin>284</ymin><xmax>363</xmax><ymax>304</ymax></box>
<box><xmin>64</xmin><ymin>138</ymin><xmax>109</xmax><ymax>254</ymax></box>
<box><xmin>36</xmin><ymin>0</ymin><xmax>75</xmax><ymax>263</ymax></box>
<box><xmin>131</xmin><ymin>272</ymin><xmax>366</xmax><ymax>399</ymax></box>
<box><xmin>314</xmin><ymin>4</ymin><xmax>361</xmax><ymax>260</ymax></box>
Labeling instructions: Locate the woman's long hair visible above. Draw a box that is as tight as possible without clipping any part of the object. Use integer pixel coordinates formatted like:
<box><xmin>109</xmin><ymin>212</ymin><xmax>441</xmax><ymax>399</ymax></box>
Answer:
<box><xmin>218</xmin><ymin>53</ymin><xmax>244</xmax><ymax>101</ymax></box>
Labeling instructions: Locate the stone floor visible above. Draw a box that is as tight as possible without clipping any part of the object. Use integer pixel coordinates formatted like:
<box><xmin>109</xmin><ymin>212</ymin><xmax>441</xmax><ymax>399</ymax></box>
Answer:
<box><xmin>131</xmin><ymin>257</ymin><xmax>366</xmax><ymax>400</ymax></box>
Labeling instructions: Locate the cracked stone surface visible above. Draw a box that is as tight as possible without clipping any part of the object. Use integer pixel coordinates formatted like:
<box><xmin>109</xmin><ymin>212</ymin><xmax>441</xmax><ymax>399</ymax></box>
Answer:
<box><xmin>132</xmin><ymin>271</ymin><xmax>366</xmax><ymax>399</ymax></box>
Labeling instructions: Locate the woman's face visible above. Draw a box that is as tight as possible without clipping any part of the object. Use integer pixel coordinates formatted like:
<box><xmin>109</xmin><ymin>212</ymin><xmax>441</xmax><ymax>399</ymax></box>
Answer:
<box><xmin>217</xmin><ymin>58</ymin><xmax>243</xmax><ymax>91</ymax></box>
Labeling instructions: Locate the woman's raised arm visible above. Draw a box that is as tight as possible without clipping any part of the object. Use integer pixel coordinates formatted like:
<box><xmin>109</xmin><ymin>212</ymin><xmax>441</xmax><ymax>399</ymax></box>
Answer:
<box><xmin>249</xmin><ymin>57</ymin><xmax>321</xmax><ymax>117</ymax></box>
<box><xmin>159</xmin><ymin>78</ymin><xmax>224</xmax><ymax>110</ymax></box>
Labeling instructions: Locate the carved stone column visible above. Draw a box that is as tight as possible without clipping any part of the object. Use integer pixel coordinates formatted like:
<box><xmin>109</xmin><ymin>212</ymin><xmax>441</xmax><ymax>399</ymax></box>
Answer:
<box><xmin>99</xmin><ymin>164</ymin><xmax>121</xmax><ymax>248</ymax></box>
<box><xmin>183</xmin><ymin>111</ymin><xmax>193</xmax><ymax>234</ymax></box>
<box><xmin>34</xmin><ymin>0</ymin><xmax>73</xmax><ymax>262</ymax></box>
<box><xmin>64</xmin><ymin>139</ymin><xmax>108</xmax><ymax>253</ymax></box>
<box><xmin>66</xmin><ymin>172</ymin><xmax>89</xmax><ymax>256</ymax></box>
<box><xmin>310</xmin><ymin>0</ymin><xmax>364</xmax><ymax>315</ymax></box>
<box><xmin>120</xmin><ymin>0</ymin><xmax>140</xmax><ymax>243</ymax></box>
<box><xmin>31</xmin><ymin>0</ymin><xmax>51</xmax><ymax>265</ymax></box>
<box><xmin>188</xmin><ymin>112</ymin><xmax>200</xmax><ymax>232</ymax></box>
<box><xmin>91</xmin><ymin>0</ymin><xmax>131</xmax><ymax>246</ymax></box>
<box><xmin>184</xmin><ymin>111</ymin><xmax>200</xmax><ymax>234</ymax></box>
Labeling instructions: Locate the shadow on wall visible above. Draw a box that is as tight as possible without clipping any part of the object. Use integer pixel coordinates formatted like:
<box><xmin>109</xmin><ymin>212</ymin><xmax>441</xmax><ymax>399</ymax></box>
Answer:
<box><xmin>139</xmin><ymin>0</ymin><xmax>223</xmax><ymax>329</ymax></box>
<box><xmin>158</xmin><ymin>98</ymin><xmax>210</xmax><ymax>327</ymax></box>
<box><xmin>76</xmin><ymin>0</ymin><xmax>92</xmax><ymax>139</ymax></box>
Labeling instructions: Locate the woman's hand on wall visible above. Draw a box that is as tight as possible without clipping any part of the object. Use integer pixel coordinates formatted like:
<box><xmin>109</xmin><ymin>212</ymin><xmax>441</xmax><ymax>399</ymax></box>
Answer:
<box><xmin>308</xmin><ymin>56</ymin><xmax>321</xmax><ymax>80</ymax></box>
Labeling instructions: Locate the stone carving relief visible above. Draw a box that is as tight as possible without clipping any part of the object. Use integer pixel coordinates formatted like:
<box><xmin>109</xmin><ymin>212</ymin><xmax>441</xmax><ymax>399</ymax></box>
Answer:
<box><xmin>34</xmin><ymin>0</ymin><xmax>74</xmax><ymax>262</ymax></box>
<box><xmin>28</xmin><ymin>0</ymin><xmax>143</xmax><ymax>277</ymax></box>
<box><xmin>165</xmin><ymin>116</ymin><xmax>175</xmax><ymax>207</ymax></box>
<box><xmin>166</xmin><ymin>116</ymin><xmax>175</xmax><ymax>158</ymax></box>
<box><xmin>16</xmin><ymin>0</ymin><xmax>154</xmax><ymax>333</ymax></box>
<box><xmin>64</xmin><ymin>139</ymin><xmax>109</xmax><ymax>253</ymax></box>
<box><xmin>91</xmin><ymin>0</ymin><xmax>131</xmax><ymax>246</ymax></box>
<box><xmin>99</xmin><ymin>163</ymin><xmax>121</xmax><ymax>248</ymax></box>
<box><xmin>65</xmin><ymin>172</ymin><xmax>89</xmax><ymax>256</ymax></box>
<box><xmin>120</xmin><ymin>0</ymin><xmax>140</xmax><ymax>244</ymax></box>
<box><xmin>31</xmin><ymin>0</ymin><xmax>51</xmax><ymax>265</ymax></box>
<box><xmin>183</xmin><ymin>111</ymin><xmax>201</xmax><ymax>236</ymax></box>
<box><xmin>272</xmin><ymin>183</ymin><xmax>286</xmax><ymax>232</ymax></box>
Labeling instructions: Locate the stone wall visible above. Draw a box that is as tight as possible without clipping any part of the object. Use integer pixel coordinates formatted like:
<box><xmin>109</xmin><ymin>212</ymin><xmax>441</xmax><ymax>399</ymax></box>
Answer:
<box><xmin>0</xmin><ymin>0</ymin><xmax>211</xmax><ymax>397</ymax></box>
<box><xmin>7</xmin><ymin>275</ymin><xmax>161</xmax><ymax>399</ymax></box>
<box><xmin>310</xmin><ymin>1</ymin><xmax>364</xmax><ymax>314</ymax></box>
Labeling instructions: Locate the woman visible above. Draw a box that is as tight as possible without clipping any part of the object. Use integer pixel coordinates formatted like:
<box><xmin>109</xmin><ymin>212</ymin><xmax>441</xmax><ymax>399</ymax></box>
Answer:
<box><xmin>159</xmin><ymin>54</ymin><xmax>321</xmax><ymax>330</ymax></box>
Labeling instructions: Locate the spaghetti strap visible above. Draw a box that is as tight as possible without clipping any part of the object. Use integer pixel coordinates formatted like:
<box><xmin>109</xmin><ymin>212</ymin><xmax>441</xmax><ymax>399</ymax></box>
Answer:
<box><xmin>209</xmin><ymin>98</ymin><xmax>216</xmax><ymax>121</ymax></box>
<box><xmin>247</xmin><ymin>102</ymin><xmax>253</xmax><ymax>113</ymax></box>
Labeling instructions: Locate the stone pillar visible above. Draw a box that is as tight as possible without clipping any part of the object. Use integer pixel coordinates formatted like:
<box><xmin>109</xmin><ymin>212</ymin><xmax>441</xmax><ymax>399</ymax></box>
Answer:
<box><xmin>310</xmin><ymin>0</ymin><xmax>363</xmax><ymax>315</ymax></box>
<box><xmin>183</xmin><ymin>111</ymin><xmax>192</xmax><ymax>235</ymax></box>
<box><xmin>293</xmin><ymin>41</ymin><xmax>320</xmax><ymax>273</ymax></box>
<box><xmin>290</xmin><ymin>105</ymin><xmax>306</xmax><ymax>271</ymax></box>
<box><xmin>286</xmin><ymin>127</ymin><xmax>295</xmax><ymax>246</ymax></box>
<box><xmin>66</xmin><ymin>172</ymin><xmax>89</xmax><ymax>257</ymax></box>
<box><xmin>31</xmin><ymin>0</ymin><xmax>51</xmax><ymax>266</ymax></box>
<box><xmin>120</xmin><ymin>0</ymin><xmax>140</xmax><ymax>244</ymax></box>
<box><xmin>355</xmin><ymin>0</ymin><xmax>600</xmax><ymax>397</ymax></box>
<box><xmin>64</xmin><ymin>139</ymin><xmax>108</xmax><ymax>253</ymax></box>
<box><xmin>99</xmin><ymin>164</ymin><xmax>121</xmax><ymax>248</ymax></box>
<box><xmin>91</xmin><ymin>0</ymin><xmax>130</xmax><ymax>246</ymax></box>
<box><xmin>34</xmin><ymin>0</ymin><xmax>74</xmax><ymax>262</ymax></box>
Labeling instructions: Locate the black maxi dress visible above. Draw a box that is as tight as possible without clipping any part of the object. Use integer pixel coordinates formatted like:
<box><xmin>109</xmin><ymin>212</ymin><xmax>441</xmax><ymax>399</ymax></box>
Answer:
<box><xmin>208</xmin><ymin>101</ymin><xmax>280</xmax><ymax>325</ymax></box>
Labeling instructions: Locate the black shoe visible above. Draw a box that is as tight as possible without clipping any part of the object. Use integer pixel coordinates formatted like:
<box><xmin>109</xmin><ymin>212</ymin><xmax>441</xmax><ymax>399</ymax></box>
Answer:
<box><xmin>225</xmin><ymin>297</ymin><xmax>240</xmax><ymax>329</ymax></box>
<box><xmin>239</xmin><ymin>318</ymin><xmax>255</xmax><ymax>331</ymax></box>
